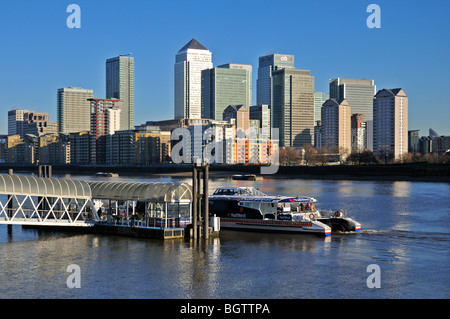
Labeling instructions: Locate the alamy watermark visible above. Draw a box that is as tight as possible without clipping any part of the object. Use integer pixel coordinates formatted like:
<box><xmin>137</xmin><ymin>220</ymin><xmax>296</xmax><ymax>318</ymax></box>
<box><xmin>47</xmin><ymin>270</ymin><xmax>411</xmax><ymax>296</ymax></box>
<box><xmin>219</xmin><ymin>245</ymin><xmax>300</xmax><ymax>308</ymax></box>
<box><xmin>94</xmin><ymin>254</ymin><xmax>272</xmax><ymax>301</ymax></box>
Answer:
<box><xmin>66</xmin><ymin>4</ymin><xmax>81</xmax><ymax>29</ymax></box>
<box><xmin>366</xmin><ymin>264</ymin><xmax>381</xmax><ymax>288</ymax></box>
<box><xmin>66</xmin><ymin>264</ymin><xmax>81</xmax><ymax>288</ymax></box>
<box><xmin>171</xmin><ymin>127</ymin><xmax>280</xmax><ymax>174</ymax></box>
<box><xmin>366</xmin><ymin>4</ymin><xmax>381</xmax><ymax>29</ymax></box>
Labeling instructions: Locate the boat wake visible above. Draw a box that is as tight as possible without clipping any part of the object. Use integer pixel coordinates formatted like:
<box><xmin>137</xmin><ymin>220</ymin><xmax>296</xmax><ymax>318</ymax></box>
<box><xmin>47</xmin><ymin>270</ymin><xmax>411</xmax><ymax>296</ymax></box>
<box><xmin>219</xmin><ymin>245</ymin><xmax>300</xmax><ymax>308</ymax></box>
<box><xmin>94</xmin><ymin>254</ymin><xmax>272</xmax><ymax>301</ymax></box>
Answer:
<box><xmin>354</xmin><ymin>228</ymin><xmax>450</xmax><ymax>242</ymax></box>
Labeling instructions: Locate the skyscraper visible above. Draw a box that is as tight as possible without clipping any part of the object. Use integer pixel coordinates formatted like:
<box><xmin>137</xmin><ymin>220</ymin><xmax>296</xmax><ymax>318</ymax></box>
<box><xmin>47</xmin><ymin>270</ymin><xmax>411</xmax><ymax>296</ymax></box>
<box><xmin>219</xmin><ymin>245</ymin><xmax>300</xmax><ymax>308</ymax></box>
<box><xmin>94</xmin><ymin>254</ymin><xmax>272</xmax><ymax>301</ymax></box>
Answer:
<box><xmin>106</xmin><ymin>55</ymin><xmax>135</xmax><ymax>130</ymax></box>
<box><xmin>373</xmin><ymin>88</ymin><xmax>408</xmax><ymax>160</ymax></box>
<box><xmin>321</xmin><ymin>99</ymin><xmax>351</xmax><ymax>153</ymax></box>
<box><xmin>175</xmin><ymin>39</ymin><xmax>212</xmax><ymax>119</ymax></box>
<box><xmin>314</xmin><ymin>92</ymin><xmax>329</xmax><ymax>123</ymax></box>
<box><xmin>272</xmin><ymin>68</ymin><xmax>315</xmax><ymax>147</ymax></box>
<box><xmin>257</xmin><ymin>53</ymin><xmax>295</xmax><ymax>107</ymax></box>
<box><xmin>329</xmin><ymin>78</ymin><xmax>376</xmax><ymax>122</ymax></box>
<box><xmin>201</xmin><ymin>63</ymin><xmax>252</xmax><ymax>120</ymax></box>
<box><xmin>408</xmin><ymin>130</ymin><xmax>419</xmax><ymax>153</ymax></box>
<box><xmin>57</xmin><ymin>87</ymin><xmax>93</xmax><ymax>134</ymax></box>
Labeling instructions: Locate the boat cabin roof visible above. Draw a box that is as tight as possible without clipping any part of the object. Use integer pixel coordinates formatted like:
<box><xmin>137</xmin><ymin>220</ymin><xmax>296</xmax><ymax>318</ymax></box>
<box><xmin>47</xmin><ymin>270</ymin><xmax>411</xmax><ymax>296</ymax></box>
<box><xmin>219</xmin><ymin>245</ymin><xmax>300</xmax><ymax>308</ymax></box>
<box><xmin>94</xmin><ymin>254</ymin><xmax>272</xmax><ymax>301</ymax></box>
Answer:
<box><xmin>212</xmin><ymin>187</ymin><xmax>266</xmax><ymax>196</ymax></box>
<box><xmin>211</xmin><ymin>187</ymin><xmax>316</xmax><ymax>203</ymax></box>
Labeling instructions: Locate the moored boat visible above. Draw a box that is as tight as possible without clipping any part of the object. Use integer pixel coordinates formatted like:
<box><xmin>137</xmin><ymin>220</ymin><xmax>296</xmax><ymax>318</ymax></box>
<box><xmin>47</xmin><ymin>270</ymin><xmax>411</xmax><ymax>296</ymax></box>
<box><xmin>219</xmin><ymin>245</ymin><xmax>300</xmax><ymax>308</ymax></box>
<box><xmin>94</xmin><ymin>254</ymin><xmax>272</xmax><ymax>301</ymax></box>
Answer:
<box><xmin>232</xmin><ymin>174</ymin><xmax>263</xmax><ymax>181</ymax></box>
<box><xmin>209</xmin><ymin>187</ymin><xmax>361</xmax><ymax>236</ymax></box>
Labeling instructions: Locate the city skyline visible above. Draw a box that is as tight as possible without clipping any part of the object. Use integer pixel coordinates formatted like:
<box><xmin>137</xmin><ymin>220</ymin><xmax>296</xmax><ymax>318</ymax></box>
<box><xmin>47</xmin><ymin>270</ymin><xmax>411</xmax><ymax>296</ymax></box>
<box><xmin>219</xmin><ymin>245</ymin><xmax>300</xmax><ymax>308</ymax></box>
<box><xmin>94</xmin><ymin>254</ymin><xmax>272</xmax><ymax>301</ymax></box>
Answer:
<box><xmin>0</xmin><ymin>0</ymin><xmax>448</xmax><ymax>136</ymax></box>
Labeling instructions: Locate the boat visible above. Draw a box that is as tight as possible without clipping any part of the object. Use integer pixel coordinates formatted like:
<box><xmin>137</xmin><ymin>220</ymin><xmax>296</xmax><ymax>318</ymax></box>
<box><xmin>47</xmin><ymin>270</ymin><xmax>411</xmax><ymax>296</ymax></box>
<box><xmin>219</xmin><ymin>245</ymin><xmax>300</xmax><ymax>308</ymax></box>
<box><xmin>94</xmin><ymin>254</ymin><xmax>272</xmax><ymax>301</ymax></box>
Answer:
<box><xmin>95</xmin><ymin>172</ymin><xmax>119</xmax><ymax>177</ymax></box>
<box><xmin>208</xmin><ymin>187</ymin><xmax>361</xmax><ymax>236</ymax></box>
<box><xmin>232</xmin><ymin>174</ymin><xmax>263</xmax><ymax>181</ymax></box>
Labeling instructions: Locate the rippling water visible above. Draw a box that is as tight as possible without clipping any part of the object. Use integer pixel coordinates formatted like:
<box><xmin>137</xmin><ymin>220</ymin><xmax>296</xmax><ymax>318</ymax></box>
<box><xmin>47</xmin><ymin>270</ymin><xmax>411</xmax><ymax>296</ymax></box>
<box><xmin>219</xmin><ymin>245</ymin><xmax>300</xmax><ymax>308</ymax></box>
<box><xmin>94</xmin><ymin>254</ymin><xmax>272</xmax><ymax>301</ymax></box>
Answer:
<box><xmin>0</xmin><ymin>174</ymin><xmax>449</xmax><ymax>299</ymax></box>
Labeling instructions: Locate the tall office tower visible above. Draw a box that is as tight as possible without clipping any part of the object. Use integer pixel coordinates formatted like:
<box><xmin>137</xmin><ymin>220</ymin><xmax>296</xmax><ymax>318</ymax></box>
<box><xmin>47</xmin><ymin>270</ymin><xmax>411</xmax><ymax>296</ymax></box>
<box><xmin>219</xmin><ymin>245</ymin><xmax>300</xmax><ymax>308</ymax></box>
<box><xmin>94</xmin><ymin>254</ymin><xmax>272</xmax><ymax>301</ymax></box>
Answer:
<box><xmin>89</xmin><ymin>98</ymin><xmax>122</xmax><ymax>164</ymax></box>
<box><xmin>408</xmin><ymin>129</ymin><xmax>419</xmax><ymax>153</ymax></box>
<box><xmin>321</xmin><ymin>99</ymin><xmax>351</xmax><ymax>153</ymax></box>
<box><xmin>314</xmin><ymin>92</ymin><xmax>329</xmax><ymax>123</ymax></box>
<box><xmin>175</xmin><ymin>39</ymin><xmax>213</xmax><ymax>119</ymax></box>
<box><xmin>106</xmin><ymin>55</ymin><xmax>135</xmax><ymax>130</ymax></box>
<box><xmin>329</xmin><ymin>78</ymin><xmax>376</xmax><ymax>122</ymax></box>
<box><xmin>272</xmin><ymin>68</ymin><xmax>315</xmax><ymax>147</ymax></box>
<box><xmin>201</xmin><ymin>63</ymin><xmax>252</xmax><ymax>120</ymax></box>
<box><xmin>351</xmin><ymin>113</ymin><xmax>367</xmax><ymax>153</ymax></box>
<box><xmin>373</xmin><ymin>88</ymin><xmax>408</xmax><ymax>160</ymax></box>
<box><xmin>257</xmin><ymin>53</ymin><xmax>295</xmax><ymax>107</ymax></box>
<box><xmin>57</xmin><ymin>87</ymin><xmax>94</xmax><ymax>134</ymax></box>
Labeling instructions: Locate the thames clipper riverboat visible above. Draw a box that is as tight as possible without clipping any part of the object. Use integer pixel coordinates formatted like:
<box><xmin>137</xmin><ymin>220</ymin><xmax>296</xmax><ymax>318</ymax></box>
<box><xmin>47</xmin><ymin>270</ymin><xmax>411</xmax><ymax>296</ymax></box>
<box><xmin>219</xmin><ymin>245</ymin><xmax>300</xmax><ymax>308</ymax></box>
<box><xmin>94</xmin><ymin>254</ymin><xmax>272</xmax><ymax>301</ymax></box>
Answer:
<box><xmin>209</xmin><ymin>187</ymin><xmax>361</xmax><ymax>236</ymax></box>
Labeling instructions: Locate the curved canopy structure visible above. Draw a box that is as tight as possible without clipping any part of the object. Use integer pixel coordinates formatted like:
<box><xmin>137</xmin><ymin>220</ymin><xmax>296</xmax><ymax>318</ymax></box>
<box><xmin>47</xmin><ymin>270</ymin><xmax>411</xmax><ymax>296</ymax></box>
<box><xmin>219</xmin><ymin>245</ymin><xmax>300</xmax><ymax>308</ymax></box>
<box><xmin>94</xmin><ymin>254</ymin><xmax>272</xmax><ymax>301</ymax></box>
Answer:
<box><xmin>0</xmin><ymin>175</ymin><xmax>91</xmax><ymax>199</ymax></box>
<box><xmin>88</xmin><ymin>181</ymin><xmax>192</xmax><ymax>202</ymax></box>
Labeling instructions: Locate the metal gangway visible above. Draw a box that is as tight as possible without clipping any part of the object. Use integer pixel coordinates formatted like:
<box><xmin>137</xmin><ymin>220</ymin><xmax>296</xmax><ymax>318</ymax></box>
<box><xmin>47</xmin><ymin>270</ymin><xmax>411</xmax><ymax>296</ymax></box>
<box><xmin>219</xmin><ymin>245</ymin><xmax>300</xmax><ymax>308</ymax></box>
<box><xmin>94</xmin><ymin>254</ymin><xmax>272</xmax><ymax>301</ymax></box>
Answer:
<box><xmin>0</xmin><ymin>174</ymin><xmax>98</xmax><ymax>227</ymax></box>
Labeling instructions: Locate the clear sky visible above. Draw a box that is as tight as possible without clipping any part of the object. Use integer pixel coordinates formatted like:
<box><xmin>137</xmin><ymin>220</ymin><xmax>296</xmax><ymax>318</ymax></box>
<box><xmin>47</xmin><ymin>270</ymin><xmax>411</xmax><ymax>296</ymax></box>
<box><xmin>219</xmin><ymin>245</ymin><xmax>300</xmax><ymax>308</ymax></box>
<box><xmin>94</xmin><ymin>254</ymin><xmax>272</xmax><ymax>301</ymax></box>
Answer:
<box><xmin>0</xmin><ymin>0</ymin><xmax>449</xmax><ymax>136</ymax></box>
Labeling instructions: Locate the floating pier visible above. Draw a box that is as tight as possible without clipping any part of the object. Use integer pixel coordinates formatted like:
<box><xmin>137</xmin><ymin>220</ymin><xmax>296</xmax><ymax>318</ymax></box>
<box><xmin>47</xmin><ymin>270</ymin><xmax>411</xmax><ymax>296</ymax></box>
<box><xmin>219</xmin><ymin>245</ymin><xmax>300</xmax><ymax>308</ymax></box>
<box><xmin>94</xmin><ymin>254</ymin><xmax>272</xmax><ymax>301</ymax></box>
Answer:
<box><xmin>0</xmin><ymin>165</ymin><xmax>219</xmax><ymax>240</ymax></box>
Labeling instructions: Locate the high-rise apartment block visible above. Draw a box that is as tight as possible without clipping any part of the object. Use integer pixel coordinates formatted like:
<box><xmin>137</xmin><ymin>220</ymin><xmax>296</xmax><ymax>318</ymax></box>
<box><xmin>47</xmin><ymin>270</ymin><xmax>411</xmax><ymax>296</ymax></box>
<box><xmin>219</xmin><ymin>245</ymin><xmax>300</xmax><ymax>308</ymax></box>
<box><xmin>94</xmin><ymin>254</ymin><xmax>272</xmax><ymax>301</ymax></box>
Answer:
<box><xmin>329</xmin><ymin>78</ymin><xmax>376</xmax><ymax>122</ymax></box>
<box><xmin>175</xmin><ymin>39</ymin><xmax>212</xmax><ymax>119</ymax></box>
<box><xmin>8</xmin><ymin>109</ymin><xmax>57</xmax><ymax>138</ymax></box>
<box><xmin>108</xmin><ymin>125</ymin><xmax>172</xmax><ymax>165</ymax></box>
<box><xmin>8</xmin><ymin>109</ymin><xmax>31</xmax><ymax>136</ymax></box>
<box><xmin>373</xmin><ymin>88</ymin><xmax>408</xmax><ymax>160</ymax></box>
<box><xmin>106</xmin><ymin>55</ymin><xmax>135</xmax><ymax>130</ymax></box>
<box><xmin>257</xmin><ymin>53</ymin><xmax>295</xmax><ymax>107</ymax></box>
<box><xmin>223</xmin><ymin>105</ymin><xmax>249</xmax><ymax>134</ymax></box>
<box><xmin>57</xmin><ymin>87</ymin><xmax>94</xmax><ymax>134</ymax></box>
<box><xmin>272</xmin><ymin>68</ymin><xmax>315</xmax><ymax>147</ymax></box>
<box><xmin>201</xmin><ymin>63</ymin><xmax>252</xmax><ymax>120</ymax></box>
<box><xmin>89</xmin><ymin>98</ymin><xmax>123</xmax><ymax>164</ymax></box>
<box><xmin>321</xmin><ymin>99</ymin><xmax>351</xmax><ymax>153</ymax></box>
<box><xmin>351</xmin><ymin>113</ymin><xmax>367</xmax><ymax>153</ymax></box>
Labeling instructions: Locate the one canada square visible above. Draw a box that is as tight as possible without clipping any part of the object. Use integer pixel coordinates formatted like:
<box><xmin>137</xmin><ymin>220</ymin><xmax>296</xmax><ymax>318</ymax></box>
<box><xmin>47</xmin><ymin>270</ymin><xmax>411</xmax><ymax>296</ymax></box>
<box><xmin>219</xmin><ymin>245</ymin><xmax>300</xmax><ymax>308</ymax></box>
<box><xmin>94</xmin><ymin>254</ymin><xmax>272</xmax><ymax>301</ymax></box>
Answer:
<box><xmin>174</xmin><ymin>39</ymin><xmax>212</xmax><ymax>119</ymax></box>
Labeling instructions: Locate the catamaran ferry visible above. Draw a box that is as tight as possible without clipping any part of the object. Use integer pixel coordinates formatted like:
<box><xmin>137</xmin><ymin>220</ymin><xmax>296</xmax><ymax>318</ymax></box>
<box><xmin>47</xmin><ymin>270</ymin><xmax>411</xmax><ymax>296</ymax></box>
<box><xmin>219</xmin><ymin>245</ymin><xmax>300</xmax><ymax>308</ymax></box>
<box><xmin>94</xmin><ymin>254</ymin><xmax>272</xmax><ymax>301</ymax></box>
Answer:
<box><xmin>209</xmin><ymin>187</ymin><xmax>361</xmax><ymax>236</ymax></box>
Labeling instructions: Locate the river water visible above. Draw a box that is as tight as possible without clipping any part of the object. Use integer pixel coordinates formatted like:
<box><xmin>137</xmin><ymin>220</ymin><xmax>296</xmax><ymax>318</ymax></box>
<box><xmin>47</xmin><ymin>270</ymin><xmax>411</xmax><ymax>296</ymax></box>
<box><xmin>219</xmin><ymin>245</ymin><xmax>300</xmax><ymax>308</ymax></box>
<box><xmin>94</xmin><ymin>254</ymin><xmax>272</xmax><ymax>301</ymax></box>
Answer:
<box><xmin>0</xmin><ymin>173</ymin><xmax>448</xmax><ymax>299</ymax></box>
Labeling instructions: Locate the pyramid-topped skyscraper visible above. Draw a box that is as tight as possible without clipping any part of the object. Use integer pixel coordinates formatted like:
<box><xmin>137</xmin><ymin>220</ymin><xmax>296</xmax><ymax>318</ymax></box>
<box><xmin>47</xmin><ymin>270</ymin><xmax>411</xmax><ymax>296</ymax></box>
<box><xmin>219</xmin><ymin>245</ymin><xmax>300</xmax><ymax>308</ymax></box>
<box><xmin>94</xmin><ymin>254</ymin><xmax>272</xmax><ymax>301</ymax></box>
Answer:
<box><xmin>174</xmin><ymin>39</ymin><xmax>212</xmax><ymax>119</ymax></box>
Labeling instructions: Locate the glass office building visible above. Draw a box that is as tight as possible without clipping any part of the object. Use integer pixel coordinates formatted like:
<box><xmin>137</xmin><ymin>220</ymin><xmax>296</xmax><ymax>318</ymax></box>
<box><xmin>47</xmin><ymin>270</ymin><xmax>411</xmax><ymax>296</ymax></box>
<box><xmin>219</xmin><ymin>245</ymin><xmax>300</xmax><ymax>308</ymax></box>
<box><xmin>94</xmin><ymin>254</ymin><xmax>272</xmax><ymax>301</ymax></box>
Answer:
<box><xmin>272</xmin><ymin>68</ymin><xmax>315</xmax><ymax>147</ymax></box>
<box><xmin>314</xmin><ymin>92</ymin><xmax>329</xmax><ymax>123</ymax></box>
<box><xmin>175</xmin><ymin>39</ymin><xmax>213</xmax><ymax>119</ymax></box>
<box><xmin>257</xmin><ymin>53</ymin><xmax>295</xmax><ymax>107</ymax></box>
<box><xmin>201</xmin><ymin>63</ymin><xmax>252</xmax><ymax>121</ymax></box>
<box><xmin>329</xmin><ymin>78</ymin><xmax>376</xmax><ymax>122</ymax></box>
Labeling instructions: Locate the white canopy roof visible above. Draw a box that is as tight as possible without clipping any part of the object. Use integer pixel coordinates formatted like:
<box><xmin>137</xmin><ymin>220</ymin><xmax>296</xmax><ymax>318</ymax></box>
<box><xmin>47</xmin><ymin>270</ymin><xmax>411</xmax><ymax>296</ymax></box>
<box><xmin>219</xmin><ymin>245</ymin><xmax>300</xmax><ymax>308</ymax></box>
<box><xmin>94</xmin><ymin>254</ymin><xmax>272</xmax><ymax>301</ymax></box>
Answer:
<box><xmin>0</xmin><ymin>175</ymin><xmax>92</xmax><ymax>199</ymax></box>
<box><xmin>88</xmin><ymin>181</ymin><xmax>192</xmax><ymax>202</ymax></box>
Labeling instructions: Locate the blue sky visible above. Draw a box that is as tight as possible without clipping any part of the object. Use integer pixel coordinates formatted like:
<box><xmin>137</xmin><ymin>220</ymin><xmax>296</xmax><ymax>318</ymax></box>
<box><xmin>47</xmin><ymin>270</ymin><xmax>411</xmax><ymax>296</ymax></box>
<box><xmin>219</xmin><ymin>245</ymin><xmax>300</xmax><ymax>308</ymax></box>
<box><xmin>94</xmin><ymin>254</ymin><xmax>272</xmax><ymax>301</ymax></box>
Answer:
<box><xmin>0</xmin><ymin>0</ymin><xmax>449</xmax><ymax>136</ymax></box>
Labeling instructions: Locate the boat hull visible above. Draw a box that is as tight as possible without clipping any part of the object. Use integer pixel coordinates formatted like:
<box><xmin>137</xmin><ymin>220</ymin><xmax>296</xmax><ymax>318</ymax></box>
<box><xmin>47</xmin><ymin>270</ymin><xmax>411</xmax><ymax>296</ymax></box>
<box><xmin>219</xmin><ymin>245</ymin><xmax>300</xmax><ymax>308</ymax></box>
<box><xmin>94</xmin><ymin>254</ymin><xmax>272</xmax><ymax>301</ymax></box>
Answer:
<box><xmin>317</xmin><ymin>217</ymin><xmax>362</xmax><ymax>232</ymax></box>
<box><xmin>219</xmin><ymin>217</ymin><xmax>332</xmax><ymax>236</ymax></box>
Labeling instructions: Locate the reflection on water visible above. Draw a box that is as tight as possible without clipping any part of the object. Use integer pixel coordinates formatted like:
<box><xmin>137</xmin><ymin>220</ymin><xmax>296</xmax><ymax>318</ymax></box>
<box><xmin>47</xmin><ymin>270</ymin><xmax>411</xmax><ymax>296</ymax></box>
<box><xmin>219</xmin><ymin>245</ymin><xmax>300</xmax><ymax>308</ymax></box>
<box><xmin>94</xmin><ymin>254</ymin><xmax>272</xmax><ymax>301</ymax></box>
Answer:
<box><xmin>0</xmin><ymin>175</ymin><xmax>449</xmax><ymax>299</ymax></box>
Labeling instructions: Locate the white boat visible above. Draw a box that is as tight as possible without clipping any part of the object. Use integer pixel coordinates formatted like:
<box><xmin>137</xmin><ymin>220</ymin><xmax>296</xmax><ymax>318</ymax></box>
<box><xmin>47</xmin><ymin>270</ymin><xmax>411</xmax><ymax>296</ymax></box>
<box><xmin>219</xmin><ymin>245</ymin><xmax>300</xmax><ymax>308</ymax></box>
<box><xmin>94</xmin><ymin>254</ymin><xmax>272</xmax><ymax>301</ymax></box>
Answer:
<box><xmin>209</xmin><ymin>187</ymin><xmax>361</xmax><ymax>236</ymax></box>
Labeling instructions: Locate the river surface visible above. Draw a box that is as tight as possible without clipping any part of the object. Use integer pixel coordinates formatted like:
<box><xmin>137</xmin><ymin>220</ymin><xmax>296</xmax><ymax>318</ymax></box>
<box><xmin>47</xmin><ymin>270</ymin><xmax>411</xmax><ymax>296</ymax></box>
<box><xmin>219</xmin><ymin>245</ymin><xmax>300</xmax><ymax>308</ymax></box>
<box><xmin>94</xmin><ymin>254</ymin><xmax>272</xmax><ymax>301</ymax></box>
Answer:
<box><xmin>0</xmin><ymin>173</ymin><xmax>449</xmax><ymax>299</ymax></box>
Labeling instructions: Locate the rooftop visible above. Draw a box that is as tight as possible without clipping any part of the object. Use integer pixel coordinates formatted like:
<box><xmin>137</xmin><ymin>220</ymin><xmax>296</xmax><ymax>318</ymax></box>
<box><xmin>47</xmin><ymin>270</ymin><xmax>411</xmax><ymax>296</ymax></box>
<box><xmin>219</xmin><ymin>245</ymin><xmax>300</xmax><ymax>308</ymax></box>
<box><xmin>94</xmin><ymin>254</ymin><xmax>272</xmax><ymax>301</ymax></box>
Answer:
<box><xmin>178</xmin><ymin>38</ymin><xmax>208</xmax><ymax>52</ymax></box>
